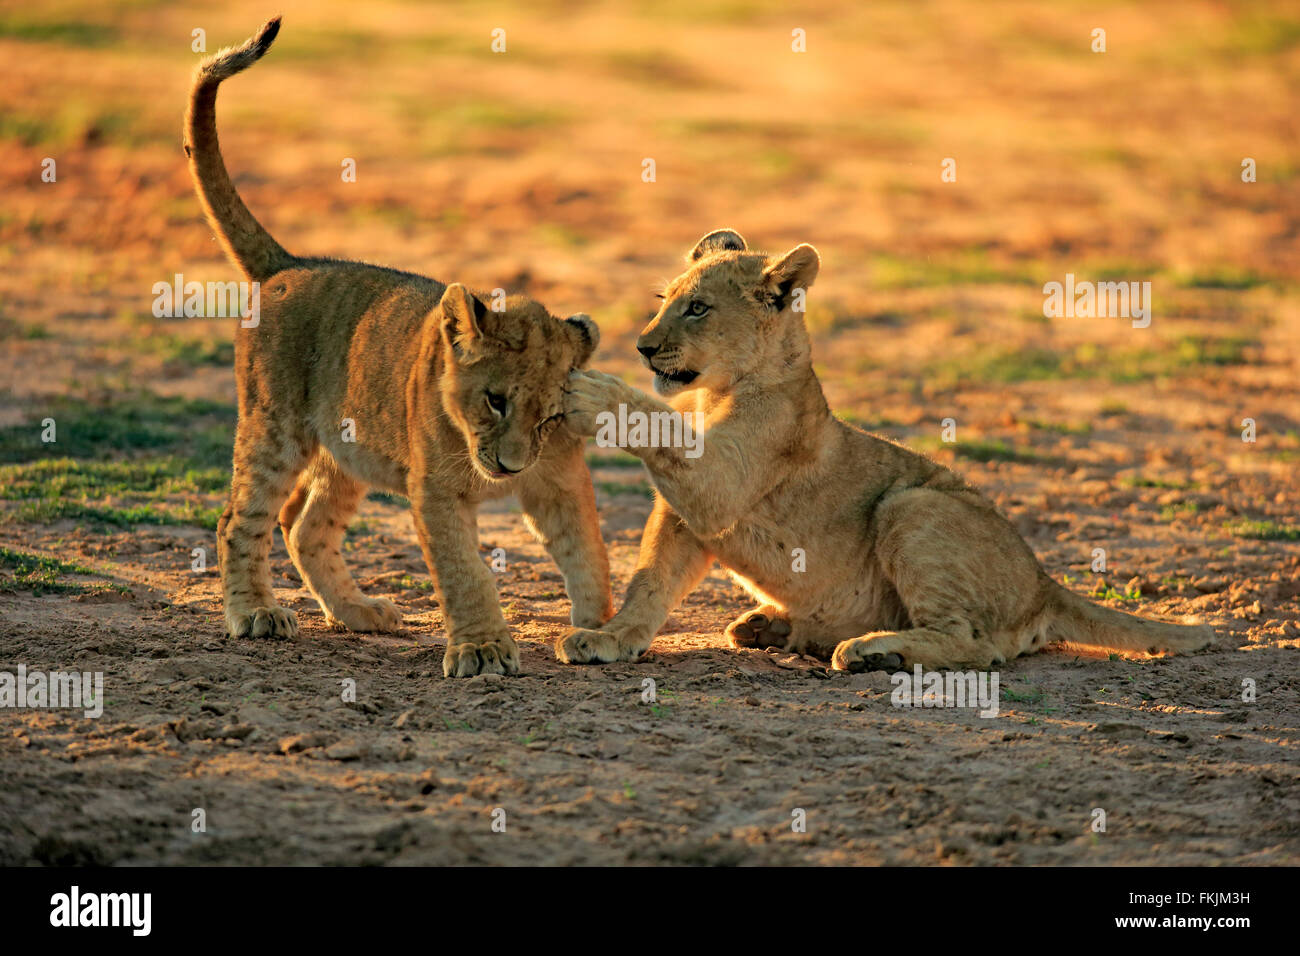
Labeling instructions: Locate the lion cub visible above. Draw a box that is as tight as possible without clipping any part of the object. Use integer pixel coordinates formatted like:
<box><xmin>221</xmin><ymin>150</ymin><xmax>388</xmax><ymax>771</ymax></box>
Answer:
<box><xmin>186</xmin><ymin>19</ymin><xmax>611</xmax><ymax>676</ymax></box>
<box><xmin>558</xmin><ymin>229</ymin><xmax>1212</xmax><ymax>672</ymax></box>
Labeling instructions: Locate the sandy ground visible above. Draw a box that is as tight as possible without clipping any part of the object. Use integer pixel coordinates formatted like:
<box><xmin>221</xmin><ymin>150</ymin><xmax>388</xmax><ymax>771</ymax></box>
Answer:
<box><xmin>1</xmin><ymin>0</ymin><xmax>1298</xmax><ymax>865</ymax></box>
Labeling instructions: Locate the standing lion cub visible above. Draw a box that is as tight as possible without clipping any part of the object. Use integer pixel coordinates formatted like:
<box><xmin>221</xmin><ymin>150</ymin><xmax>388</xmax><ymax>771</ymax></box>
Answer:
<box><xmin>558</xmin><ymin>229</ymin><xmax>1213</xmax><ymax>672</ymax></box>
<box><xmin>187</xmin><ymin>19</ymin><xmax>611</xmax><ymax>676</ymax></box>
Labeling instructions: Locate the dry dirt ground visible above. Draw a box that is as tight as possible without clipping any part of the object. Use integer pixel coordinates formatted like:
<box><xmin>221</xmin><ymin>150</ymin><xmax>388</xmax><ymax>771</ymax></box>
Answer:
<box><xmin>1</xmin><ymin>1</ymin><xmax>1297</xmax><ymax>865</ymax></box>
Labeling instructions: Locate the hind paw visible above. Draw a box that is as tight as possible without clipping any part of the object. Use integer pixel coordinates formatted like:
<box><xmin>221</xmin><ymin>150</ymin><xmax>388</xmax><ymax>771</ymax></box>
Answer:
<box><xmin>727</xmin><ymin>607</ymin><xmax>793</xmax><ymax>650</ymax></box>
<box><xmin>326</xmin><ymin>596</ymin><xmax>403</xmax><ymax>633</ymax></box>
<box><xmin>832</xmin><ymin>638</ymin><xmax>905</xmax><ymax>673</ymax></box>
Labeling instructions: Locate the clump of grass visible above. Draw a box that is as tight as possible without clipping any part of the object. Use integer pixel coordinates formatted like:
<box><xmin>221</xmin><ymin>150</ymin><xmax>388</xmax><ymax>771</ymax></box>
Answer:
<box><xmin>391</xmin><ymin>574</ymin><xmax>433</xmax><ymax>592</ymax></box>
<box><xmin>0</xmin><ymin>316</ymin><xmax>53</xmax><ymax>340</ymax></box>
<box><xmin>1001</xmin><ymin>685</ymin><xmax>1046</xmax><ymax>705</ymax></box>
<box><xmin>0</xmin><ymin>546</ymin><xmax>120</xmax><ymax>596</ymax></box>
<box><xmin>1175</xmin><ymin>268</ymin><xmax>1268</xmax><ymax>290</ymax></box>
<box><xmin>1226</xmin><ymin>519</ymin><xmax>1300</xmax><ymax>541</ymax></box>
<box><xmin>924</xmin><ymin>336</ymin><xmax>1255</xmax><ymax>387</ymax></box>
<box><xmin>1159</xmin><ymin>502</ymin><xmax>1201</xmax><ymax>522</ymax></box>
<box><xmin>0</xmin><ymin>16</ymin><xmax>118</xmax><ymax>48</ymax></box>
<box><xmin>0</xmin><ymin>458</ymin><xmax>226</xmax><ymax>499</ymax></box>
<box><xmin>0</xmin><ymin>392</ymin><xmax>234</xmax><ymax>467</ymax></box>
<box><xmin>131</xmin><ymin>332</ymin><xmax>234</xmax><ymax>368</ymax></box>
<box><xmin>597</xmin><ymin>480</ymin><xmax>654</xmax><ymax>499</ymax></box>
<box><xmin>1026</xmin><ymin>419</ymin><xmax>1092</xmax><ymax>436</ymax></box>
<box><xmin>1119</xmin><ymin>476</ymin><xmax>1196</xmax><ymax>490</ymax></box>
<box><xmin>12</xmin><ymin>498</ymin><xmax>223</xmax><ymax>530</ymax></box>
<box><xmin>0</xmin><ymin>392</ymin><xmax>234</xmax><ymax>531</ymax></box>
<box><xmin>1090</xmin><ymin>581</ymin><xmax>1142</xmax><ymax>602</ymax></box>
<box><xmin>366</xmin><ymin>490</ymin><xmax>408</xmax><ymax>507</ymax></box>
<box><xmin>952</xmin><ymin>440</ymin><xmax>1044</xmax><ymax>465</ymax></box>
<box><xmin>586</xmin><ymin>452</ymin><xmax>643</xmax><ymax>469</ymax></box>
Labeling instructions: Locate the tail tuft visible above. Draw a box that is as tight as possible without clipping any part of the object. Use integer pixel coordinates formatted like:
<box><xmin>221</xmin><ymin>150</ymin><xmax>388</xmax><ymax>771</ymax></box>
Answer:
<box><xmin>195</xmin><ymin>16</ymin><xmax>281</xmax><ymax>86</ymax></box>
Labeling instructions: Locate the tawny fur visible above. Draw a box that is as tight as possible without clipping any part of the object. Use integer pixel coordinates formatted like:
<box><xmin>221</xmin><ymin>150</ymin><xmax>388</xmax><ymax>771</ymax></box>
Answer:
<box><xmin>186</xmin><ymin>19</ymin><xmax>612</xmax><ymax>677</ymax></box>
<box><xmin>558</xmin><ymin>228</ymin><xmax>1214</xmax><ymax>672</ymax></box>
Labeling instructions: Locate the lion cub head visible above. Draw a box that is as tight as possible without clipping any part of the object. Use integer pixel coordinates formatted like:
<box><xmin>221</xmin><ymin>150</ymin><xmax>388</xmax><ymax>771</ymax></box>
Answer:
<box><xmin>636</xmin><ymin>229</ymin><xmax>820</xmax><ymax>396</ymax></box>
<box><xmin>436</xmin><ymin>283</ymin><xmax>598</xmax><ymax>481</ymax></box>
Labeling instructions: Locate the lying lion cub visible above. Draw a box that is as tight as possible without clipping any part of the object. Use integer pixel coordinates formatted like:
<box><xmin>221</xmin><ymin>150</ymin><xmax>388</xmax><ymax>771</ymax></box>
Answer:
<box><xmin>559</xmin><ymin>229</ymin><xmax>1213</xmax><ymax>672</ymax></box>
<box><xmin>187</xmin><ymin>19</ymin><xmax>611</xmax><ymax>676</ymax></box>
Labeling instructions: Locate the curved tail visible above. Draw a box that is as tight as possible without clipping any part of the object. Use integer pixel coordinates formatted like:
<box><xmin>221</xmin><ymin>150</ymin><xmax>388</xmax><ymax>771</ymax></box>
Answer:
<box><xmin>1046</xmin><ymin>580</ymin><xmax>1213</xmax><ymax>655</ymax></box>
<box><xmin>184</xmin><ymin>17</ymin><xmax>293</xmax><ymax>281</ymax></box>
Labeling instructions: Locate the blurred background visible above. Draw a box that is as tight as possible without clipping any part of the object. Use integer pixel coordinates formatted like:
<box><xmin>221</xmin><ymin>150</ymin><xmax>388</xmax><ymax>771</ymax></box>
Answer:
<box><xmin>0</xmin><ymin>0</ymin><xmax>1296</xmax><ymax>562</ymax></box>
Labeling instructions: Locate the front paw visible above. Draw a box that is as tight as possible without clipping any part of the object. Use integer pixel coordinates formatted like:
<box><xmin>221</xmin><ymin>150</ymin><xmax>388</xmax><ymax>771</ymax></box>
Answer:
<box><xmin>227</xmin><ymin>605</ymin><xmax>298</xmax><ymax>640</ymax></box>
<box><xmin>563</xmin><ymin>369</ymin><xmax>631</xmax><ymax>436</ymax></box>
<box><xmin>555</xmin><ymin>626</ymin><xmax>641</xmax><ymax>664</ymax></box>
<box><xmin>443</xmin><ymin>635</ymin><xmax>521</xmax><ymax>678</ymax></box>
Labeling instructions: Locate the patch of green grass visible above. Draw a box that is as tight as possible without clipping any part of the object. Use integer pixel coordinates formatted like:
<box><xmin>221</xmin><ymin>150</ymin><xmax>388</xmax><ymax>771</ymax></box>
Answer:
<box><xmin>1090</xmin><ymin>581</ymin><xmax>1142</xmax><ymax>603</ymax></box>
<box><xmin>131</xmin><ymin>332</ymin><xmax>234</xmax><ymax>367</ymax></box>
<box><xmin>1174</xmin><ymin>267</ymin><xmax>1270</xmax><ymax>290</ymax></box>
<box><xmin>0</xmin><ymin>546</ymin><xmax>118</xmax><ymax>596</ymax></box>
<box><xmin>0</xmin><ymin>458</ymin><xmax>227</xmax><ymax>500</ymax></box>
<box><xmin>1226</xmin><ymin>519</ymin><xmax>1300</xmax><ymax>541</ymax></box>
<box><xmin>924</xmin><ymin>336</ymin><xmax>1254</xmax><ymax>387</ymax></box>
<box><xmin>535</xmin><ymin>223</ymin><xmax>591</xmax><ymax>249</ymax></box>
<box><xmin>0</xmin><ymin>392</ymin><xmax>234</xmax><ymax>530</ymax></box>
<box><xmin>0</xmin><ymin>316</ymin><xmax>53</xmax><ymax>340</ymax></box>
<box><xmin>0</xmin><ymin>392</ymin><xmax>234</xmax><ymax>467</ymax></box>
<box><xmin>1221</xmin><ymin>14</ymin><xmax>1300</xmax><ymax>56</ymax></box>
<box><xmin>366</xmin><ymin>490</ymin><xmax>408</xmax><ymax>507</ymax></box>
<box><xmin>1026</xmin><ymin>419</ymin><xmax>1092</xmax><ymax>436</ymax></box>
<box><xmin>0</xmin><ymin>103</ymin><xmax>162</xmax><ymax>149</ymax></box>
<box><xmin>868</xmin><ymin>251</ymin><xmax>1039</xmax><ymax>291</ymax></box>
<box><xmin>0</xmin><ymin>15</ymin><xmax>118</xmax><ymax>48</ymax></box>
<box><xmin>952</xmin><ymin>440</ymin><xmax>1044</xmax><ymax>465</ymax></box>
<box><xmin>586</xmin><ymin>452</ymin><xmax>643</xmax><ymax>469</ymax></box>
<box><xmin>1001</xmin><ymin>686</ymin><xmax>1045</xmax><ymax>705</ymax></box>
<box><xmin>391</xmin><ymin>574</ymin><xmax>433</xmax><ymax>592</ymax></box>
<box><xmin>597</xmin><ymin>480</ymin><xmax>653</xmax><ymax>499</ymax></box>
<box><xmin>12</xmin><ymin>498</ymin><xmax>222</xmax><ymax>530</ymax></box>
<box><xmin>1160</xmin><ymin>502</ymin><xmax>1200</xmax><ymax>522</ymax></box>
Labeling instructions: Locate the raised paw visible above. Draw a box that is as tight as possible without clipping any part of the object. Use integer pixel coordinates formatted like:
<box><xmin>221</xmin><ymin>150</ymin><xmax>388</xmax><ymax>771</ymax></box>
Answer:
<box><xmin>555</xmin><ymin>627</ymin><xmax>641</xmax><ymax>665</ymax></box>
<box><xmin>831</xmin><ymin>638</ymin><xmax>904</xmax><ymax>674</ymax></box>
<box><xmin>327</xmin><ymin>596</ymin><xmax>404</xmax><ymax>633</ymax></box>
<box><xmin>726</xmin><ymin>607</ymin><xmax>792</xmax><ymax>650</ymax></box>
<box><xmin>227</xmin><ymin>605</ymin><xmax>299</xmax><ymax>640</ymax></box>
<box><xmin>443</xmin><ymin>636</ymin><xmax>520</xmax><ymax>678</ymax></box>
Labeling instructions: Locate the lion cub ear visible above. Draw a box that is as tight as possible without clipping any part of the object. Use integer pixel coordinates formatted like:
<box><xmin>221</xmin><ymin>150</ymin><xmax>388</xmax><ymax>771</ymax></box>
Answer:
<box><xmin>564</xmin><ymin>313</ymin><xmax>600</xmax><ymax>368</ymax></box>
<box><xmin>439</xmin><ymin>283</ymin><xmax>490</xmax><ymax>360</ymax></box>
<box><xmin>687</xmin><ymin>228</ymin><xmax>747</xmax><ymax>263</ymax></box>
<box><xmin>761</xmin><ymin>244</ymin><xmax>820</xmax><ymax>312</ymax></box>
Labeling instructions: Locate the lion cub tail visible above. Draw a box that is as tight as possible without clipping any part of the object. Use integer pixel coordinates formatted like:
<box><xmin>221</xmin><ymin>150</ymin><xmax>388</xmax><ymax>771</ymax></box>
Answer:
<box><xmin>184</xmin><ymin>17</ymin><xmax>293</xmax><ymax>282</ymax></box>
<box><xmin>1044</xmin><ymin>579</ymin><xmax>1214</xmax><ymax>657</ymax></box>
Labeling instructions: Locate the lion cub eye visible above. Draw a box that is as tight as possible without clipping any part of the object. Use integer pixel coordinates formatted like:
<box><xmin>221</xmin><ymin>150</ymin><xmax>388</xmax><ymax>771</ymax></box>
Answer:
<box><xmin>485</xmin><ymin>391</ymin><xmax>508</xmax><ymax>418</ymax></box>
<box><xmin>686</xmin><ymin>300</ymin><xmax>710</xmax><ymax>318</ymax></box>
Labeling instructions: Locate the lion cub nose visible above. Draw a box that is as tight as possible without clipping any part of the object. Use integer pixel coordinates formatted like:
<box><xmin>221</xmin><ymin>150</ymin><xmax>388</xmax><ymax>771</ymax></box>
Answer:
<box><xmin>637</xmin><ymin>342</ymin><xmax>659</xmax><ymax>360</ymax></box>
